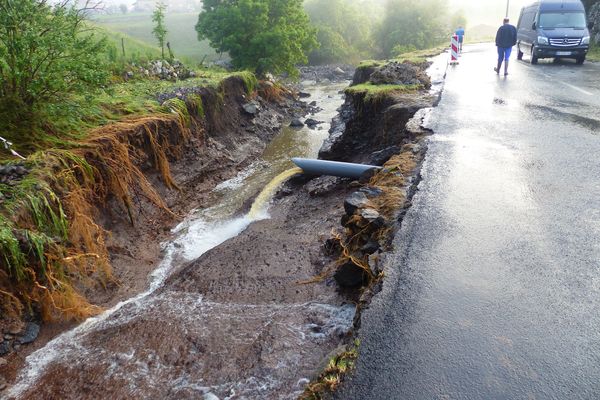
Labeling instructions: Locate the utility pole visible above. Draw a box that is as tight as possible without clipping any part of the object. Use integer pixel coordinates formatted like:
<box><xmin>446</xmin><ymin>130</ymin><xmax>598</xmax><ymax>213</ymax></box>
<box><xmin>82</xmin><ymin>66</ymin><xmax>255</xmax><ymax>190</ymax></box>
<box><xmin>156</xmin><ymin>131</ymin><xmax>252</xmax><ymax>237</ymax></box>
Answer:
<box><xmin>506</xmin><ymin>0</ymin><xmax>510</xmax><ymax>18</ymax></box>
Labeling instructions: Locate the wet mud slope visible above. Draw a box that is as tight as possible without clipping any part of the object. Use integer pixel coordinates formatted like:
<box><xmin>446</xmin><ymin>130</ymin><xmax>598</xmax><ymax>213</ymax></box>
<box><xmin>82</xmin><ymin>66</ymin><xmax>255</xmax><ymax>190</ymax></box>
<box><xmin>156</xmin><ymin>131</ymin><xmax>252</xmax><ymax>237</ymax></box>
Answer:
<box><xmin>0</xmin><ymin>76</ymin><xmax>310</xmax><ymax>393</ymax></box>
<box><xmin>16</xmin><ymin>181</ymin><xmax>356</xmax><ymax>400</ymax></box>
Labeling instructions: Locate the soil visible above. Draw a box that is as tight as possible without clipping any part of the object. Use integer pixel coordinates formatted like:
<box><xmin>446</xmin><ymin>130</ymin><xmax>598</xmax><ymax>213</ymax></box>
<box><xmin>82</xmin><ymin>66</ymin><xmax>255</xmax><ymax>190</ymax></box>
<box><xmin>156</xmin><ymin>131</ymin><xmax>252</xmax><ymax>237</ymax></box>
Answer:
<box><xmin>13</xmin><ymin>177</ymin><xmax>357</xmax><ymax>400</ymax></box>
<box><xmin>1</xmin><ymin>55</ymin><xmax>447</xmax><ymax>399</ymax></box>
<box><xmin>0</xmin><ymin>76</ymin><xmax>312</xmax><ymax>391</ymax></box>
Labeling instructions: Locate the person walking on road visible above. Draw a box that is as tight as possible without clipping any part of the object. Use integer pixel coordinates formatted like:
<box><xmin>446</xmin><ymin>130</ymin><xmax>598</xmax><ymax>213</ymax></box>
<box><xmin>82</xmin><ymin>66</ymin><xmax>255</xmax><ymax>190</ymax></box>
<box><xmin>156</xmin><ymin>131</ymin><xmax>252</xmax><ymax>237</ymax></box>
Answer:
<box><xmin>494</xmin><ymin>18</ymin><xmax>517</xmax><ymax>76</ymax></box>
<box><xmin>455</xmin><ymin>26</ymin><xmax>465</xmax><ymax>52</ymax></box>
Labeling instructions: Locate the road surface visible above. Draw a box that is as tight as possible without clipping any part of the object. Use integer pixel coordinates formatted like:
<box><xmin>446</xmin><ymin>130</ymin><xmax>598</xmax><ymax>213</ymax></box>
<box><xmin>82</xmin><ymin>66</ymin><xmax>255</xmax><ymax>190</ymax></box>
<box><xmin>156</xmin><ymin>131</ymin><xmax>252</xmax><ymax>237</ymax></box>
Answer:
<box><xmin>336</xmin><ymin>44</ymin><xmax>600</xmax><ymax>399</ymax></box>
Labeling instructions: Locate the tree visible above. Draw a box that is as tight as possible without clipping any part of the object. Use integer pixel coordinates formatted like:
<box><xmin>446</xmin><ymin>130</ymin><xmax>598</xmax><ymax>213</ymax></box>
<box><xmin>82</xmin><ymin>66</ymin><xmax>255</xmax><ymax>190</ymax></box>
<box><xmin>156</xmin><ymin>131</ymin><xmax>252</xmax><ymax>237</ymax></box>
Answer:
<box><xmin>0</xmin><ymin>0</ymin><xmax>108</xmax><ymax>144</ymax></box>
<box><xmin>119</xmin><ymin>3</ymin><xmax>128</xmax><ymax>14</ymax></box>
<box><xmin>152</xmin><ymin>1</ymin><xmax>168</xmax><ymax>59</ymax></box>
<box><xmin>196</xmin><ymin>0</ymin><xmax>317</xmax><ymax>77</ymax></box>
<box><xmin>305</xmin><ymin>0</ymin><xmax>377</xmax><ymax>64</ymax></box>
<box><xmin>376</xmin><ymin>0</ymin><xmax>449</xmax><ymax>58</ymax></box>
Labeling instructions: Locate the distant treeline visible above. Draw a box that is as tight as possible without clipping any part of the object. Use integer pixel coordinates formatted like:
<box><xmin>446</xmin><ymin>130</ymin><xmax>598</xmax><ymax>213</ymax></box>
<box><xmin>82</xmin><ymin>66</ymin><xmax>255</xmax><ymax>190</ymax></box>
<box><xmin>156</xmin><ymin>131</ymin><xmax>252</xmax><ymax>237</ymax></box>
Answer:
<box><xmin>304</xmin><ymin>0</ymin><xmax>466</xmax><ymax>63</ymax></box>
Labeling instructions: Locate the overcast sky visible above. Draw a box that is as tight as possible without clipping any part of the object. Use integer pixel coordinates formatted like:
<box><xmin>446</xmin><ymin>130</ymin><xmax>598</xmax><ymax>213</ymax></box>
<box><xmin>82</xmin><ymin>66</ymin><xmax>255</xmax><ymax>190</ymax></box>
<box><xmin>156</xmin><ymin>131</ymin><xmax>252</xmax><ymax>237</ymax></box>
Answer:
<box><xmin>449</xmin><ymin>0</ymin><xmax>532</xmax><ymax>26</ymax></box>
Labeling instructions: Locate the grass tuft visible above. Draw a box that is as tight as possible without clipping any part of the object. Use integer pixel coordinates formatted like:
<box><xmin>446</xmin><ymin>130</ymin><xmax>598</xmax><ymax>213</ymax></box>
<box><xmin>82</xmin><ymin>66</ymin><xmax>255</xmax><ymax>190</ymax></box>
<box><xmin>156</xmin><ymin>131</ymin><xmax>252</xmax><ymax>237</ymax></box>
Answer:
<box><xmin>300</xmin><ymin>339</ymin><xmax>360</xmax><ymax>400</ymax></box>
<box><xmin>345</xmin><ymin>83</ymin><xmax>422</xmax><ymax>103</ymax></box>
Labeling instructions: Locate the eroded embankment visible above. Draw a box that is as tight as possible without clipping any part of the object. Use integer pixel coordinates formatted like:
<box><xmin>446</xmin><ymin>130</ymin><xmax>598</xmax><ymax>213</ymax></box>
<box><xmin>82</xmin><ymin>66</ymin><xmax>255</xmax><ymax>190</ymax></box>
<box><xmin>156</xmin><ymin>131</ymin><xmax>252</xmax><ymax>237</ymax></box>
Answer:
<box><xmin>1</xmin><ymin>55</ymin><xmax>446</xmax><ymax>399</ymax></box>
<box><xmin>0</xmin><ymin>75</ymin><xmax>308</xmax><ymax>389</ymax></box>
<box><xmin>3</xmin><ymin>72</ymin><xmax>355</xmax><ymax>399</ymax></box>
<box><xmin>300</xmin><ymin>55</ymin><xmax>447</xmax><ymax>398</ymax></box>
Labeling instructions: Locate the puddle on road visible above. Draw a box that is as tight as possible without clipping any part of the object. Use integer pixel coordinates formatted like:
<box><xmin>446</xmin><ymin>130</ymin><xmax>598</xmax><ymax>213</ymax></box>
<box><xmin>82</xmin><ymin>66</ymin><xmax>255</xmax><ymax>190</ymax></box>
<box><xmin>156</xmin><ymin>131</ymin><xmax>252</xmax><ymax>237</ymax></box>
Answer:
<box><xmin>8</xmin><ymin>81</ymin><xmax>353</xmax><ymax>400</ymax></box>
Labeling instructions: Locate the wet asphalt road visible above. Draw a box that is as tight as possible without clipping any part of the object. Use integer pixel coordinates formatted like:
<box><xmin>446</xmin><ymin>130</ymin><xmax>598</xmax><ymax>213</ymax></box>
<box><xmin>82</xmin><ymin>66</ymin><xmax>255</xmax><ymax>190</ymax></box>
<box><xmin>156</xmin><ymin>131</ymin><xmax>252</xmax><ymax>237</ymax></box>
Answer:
<box><xmin>336</xmin><ymin>43</ymin><xmax>600</xmax><ymax>399</ymax></box>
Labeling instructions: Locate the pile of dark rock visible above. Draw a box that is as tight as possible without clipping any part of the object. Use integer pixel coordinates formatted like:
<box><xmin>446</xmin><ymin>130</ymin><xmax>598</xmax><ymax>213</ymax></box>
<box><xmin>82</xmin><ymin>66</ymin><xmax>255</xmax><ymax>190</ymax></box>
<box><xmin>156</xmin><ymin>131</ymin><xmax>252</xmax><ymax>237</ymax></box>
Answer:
<box><xmin>125</xmin><ymin>59</ymin><xmax>196</xmax><ymax>81</ymax></box>
<box><xmin>0</xmin><ymin>163</ymin><xmax>29</xmax><ymax>187</ymax></box>
<box><xmin>0</xmin><ymin>321</ymin><xmax>40</xmax><ymax>390</ymax></box>
<box><xmin>333</xmin><ymin>187</ymin><xmax>389</xmax><ymax>288</ymax></box>
<box><xmin>369</xmin><ymin>61</ymin><xmax>432</xmax><ymax>88</ymax></box>
<box><xmin>298</xmin><ymin>64</ymin><xmax>355</xmax><ymax>83</ymax></box>
<box><xmin>156</xmin><ymin>86</ymin><xmax>205</xmax><ymax>105</ymax></box>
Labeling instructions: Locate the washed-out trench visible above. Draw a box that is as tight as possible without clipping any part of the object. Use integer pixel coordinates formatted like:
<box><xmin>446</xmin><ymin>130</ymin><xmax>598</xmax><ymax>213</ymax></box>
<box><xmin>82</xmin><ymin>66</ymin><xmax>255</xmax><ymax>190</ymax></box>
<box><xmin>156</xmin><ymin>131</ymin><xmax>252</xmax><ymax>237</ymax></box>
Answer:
<box><xmin>7</xmin><ymin>80</ymin><xmax>356</xmax><ymax>400</ymax></box>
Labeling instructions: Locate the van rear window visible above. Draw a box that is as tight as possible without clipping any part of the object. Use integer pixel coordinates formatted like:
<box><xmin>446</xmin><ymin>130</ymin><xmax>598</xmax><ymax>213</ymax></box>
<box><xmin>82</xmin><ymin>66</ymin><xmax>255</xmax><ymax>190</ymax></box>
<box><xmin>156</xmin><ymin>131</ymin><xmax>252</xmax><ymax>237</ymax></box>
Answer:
<box><xmin>538</xmin><ymin>12</ymin><xmax>586</xmax><ymax>29</ymax></box>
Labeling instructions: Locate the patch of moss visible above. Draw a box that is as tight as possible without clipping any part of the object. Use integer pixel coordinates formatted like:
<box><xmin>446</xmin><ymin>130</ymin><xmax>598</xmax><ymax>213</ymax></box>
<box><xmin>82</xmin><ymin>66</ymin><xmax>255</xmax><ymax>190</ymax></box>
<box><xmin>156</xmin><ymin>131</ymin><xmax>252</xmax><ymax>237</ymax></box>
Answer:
<box><xmin>233</xmin><ymin>70</ymin><xmax>259</xmax><ymax>94</ymax></box>
<box><xmin>345</xmin><ymin>82</ymin><xmax>422</xmax><ymax>103</ymax></box>
<box><xmin>357</xmin><ymin>60</ymin><xmax>385</xmax><ymax>69</ymax></box>
<box><xmin>162</xmin><ymin>98</ymin><xmax>191</xmax><ymax>127</ymax></box>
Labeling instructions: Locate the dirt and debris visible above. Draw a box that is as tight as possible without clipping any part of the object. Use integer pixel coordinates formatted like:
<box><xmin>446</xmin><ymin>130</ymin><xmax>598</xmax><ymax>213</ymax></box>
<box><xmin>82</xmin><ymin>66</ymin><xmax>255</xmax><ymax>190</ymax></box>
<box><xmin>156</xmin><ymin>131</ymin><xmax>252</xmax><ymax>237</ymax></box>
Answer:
<box><xmin>124</xmin><ymin>59</ymin><xmax>195</xmax><ymax>81</ymax></box>
<box><xmin>0</xmin><ymin>163</ymin><xmax>29</xmax><ymax>187</ymax></box>
<box><xmin>2</xmin><ymin>57</ymin><xmax>442</xmax><ymax>399</ymax></box>
<box><xmin>0</xmin><ymin>75</ymin><xmax>309</xmax><ymax>388</ymax></box>
<box><xmin>369</xmin><ymin>61</ymin><xmax>432</xmax><ymax>87</ymax></box>
<box><xmin>299</xmin><ymin>65</ymin><xmax>355</xmax><ymax>83</ymax></box>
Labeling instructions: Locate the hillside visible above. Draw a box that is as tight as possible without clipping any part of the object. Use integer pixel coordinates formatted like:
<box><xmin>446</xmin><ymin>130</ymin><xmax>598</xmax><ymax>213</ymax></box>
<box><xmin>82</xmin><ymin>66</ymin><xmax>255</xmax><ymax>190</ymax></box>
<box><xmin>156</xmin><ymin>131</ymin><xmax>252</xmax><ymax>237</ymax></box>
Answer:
<box><xmin>92</xmin><ymin>12</ymin><xmax>220</xmax><ymax>64</ymax></box>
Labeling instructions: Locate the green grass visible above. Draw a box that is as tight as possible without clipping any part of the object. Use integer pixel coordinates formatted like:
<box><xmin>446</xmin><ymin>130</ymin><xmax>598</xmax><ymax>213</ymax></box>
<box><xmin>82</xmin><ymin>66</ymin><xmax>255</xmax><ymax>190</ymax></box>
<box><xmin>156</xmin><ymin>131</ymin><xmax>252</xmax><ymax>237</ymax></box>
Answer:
<box><xmin>345</xmin><ymin>82</ymin><xmax>422</xmax><ymax>102</ymax></box>
<box><xmin>98</xmin><ymin>26</ymin><xmax>163</xmax><ymax>63</ymax></box>
<box><xmin>300</xmin><ymin>339</ymin><xmax>360</xmax><ymax>400</ymax></box>
<box><xmin>92</xmin><ymin>12</ymin><xmax>220</xmax><ymax>65</ymax></box>
<box><xmin>393</xmin><ymin>45</ymin><xmax>448</xmax><ymax>63</ymax></box>
<box><xmin>40</xmin><ymin>68</ymin><xmax>241</xmax><ymax>144</ymax></box>
<box><xmin>587</xmin><ymin>44</ymin><xmax>600</xmax><ymax>62</ymax></box>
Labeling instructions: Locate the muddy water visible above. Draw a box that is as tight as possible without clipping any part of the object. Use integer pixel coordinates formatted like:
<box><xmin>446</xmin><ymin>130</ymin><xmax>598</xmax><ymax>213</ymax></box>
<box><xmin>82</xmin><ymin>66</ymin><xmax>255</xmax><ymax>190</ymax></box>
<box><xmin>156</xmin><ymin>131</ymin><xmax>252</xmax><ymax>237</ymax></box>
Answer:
<box><xmin>8</xmin><ymin>81</ymin><xmax>350</xmax><ymax>400</ymax></box>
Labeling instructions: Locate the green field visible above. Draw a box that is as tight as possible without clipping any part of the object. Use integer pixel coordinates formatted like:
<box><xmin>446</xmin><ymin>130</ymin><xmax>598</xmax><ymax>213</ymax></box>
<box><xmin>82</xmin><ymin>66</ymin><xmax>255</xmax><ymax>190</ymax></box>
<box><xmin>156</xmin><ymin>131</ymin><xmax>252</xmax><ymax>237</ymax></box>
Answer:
<box><xmin>93</xmin><ymin>12</ymin><xmax>221</xmax><ymax>64</ymax></box>
<box><xmin>98</xmin><ymin>26</ymin><xmax>163</xmax><ymax>63</ymax></box>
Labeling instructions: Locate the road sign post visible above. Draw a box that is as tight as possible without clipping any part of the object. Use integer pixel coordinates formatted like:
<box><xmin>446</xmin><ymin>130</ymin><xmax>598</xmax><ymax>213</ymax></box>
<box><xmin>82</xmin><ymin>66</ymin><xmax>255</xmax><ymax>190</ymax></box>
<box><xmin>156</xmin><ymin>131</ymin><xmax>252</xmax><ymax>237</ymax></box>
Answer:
<box><xmin>450</xmin><ymin>34</ymin><xmax>460</xmax><ymax>65</ymax></box>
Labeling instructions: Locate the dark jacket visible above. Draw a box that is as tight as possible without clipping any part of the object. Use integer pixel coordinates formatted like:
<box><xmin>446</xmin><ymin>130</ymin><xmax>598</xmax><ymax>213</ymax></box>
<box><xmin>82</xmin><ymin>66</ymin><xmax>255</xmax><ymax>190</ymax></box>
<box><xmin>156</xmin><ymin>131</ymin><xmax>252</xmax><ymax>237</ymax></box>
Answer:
<box><xmin>496</xmin><ymin>24</ymin><xmax>517</xmax><ymax>48</ymax></box>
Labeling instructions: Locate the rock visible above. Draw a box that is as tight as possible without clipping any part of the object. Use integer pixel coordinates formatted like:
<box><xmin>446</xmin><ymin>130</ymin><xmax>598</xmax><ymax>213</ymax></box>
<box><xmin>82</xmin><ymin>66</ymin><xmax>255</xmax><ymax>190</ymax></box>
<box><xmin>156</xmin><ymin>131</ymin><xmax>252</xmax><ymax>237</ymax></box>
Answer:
<box><xmin>368</xmin><ymin>253</ymin><xmax>381</xmax><ymax>275</ymax></box>
<box><xmin>290</xmin><ymin>118</ymin><xmax>305</xmax><ymax>127</ymax></box>
<box><xmin>203</xmin><ymin>393</ymin><xmax>220</xmax><ymax>400</ymax></box>
<box><xmin>369</xmin><ymin>146</ymin><xmax>402</xmax><ymax>166</ymax></box>
<box><xmin>359</xmin><ymin>186</ymin><xmax>384</xmax><ymax>198</ymax></box>
<box><xmin>334</xmin><ymin>261</ymin><xmax>368</xmax><ymax>288</ymax></box>
<box><xmin>0</xmin><ymin>376</ymin><xmax>6</xmax><ymax>391</ymax></box>
<box><xmin>359</xmin><ymin>208</ymin><xmax>386</xmax><ymax>229</ymax></box>
<box><xmin>305</xmin><ymin>118</ymin><xmax>324</xmax><ymax>127</ymax></box>
<box><xmin>361</xmin><ymin>240</ymin><xmax>380</xmax><ymax>255</ymax></box>
<box><xmin>0</xmin><ymin>341</ymin><xmax>9</xmax><ymax>356</ymax></box>
<box><xmin>344</xmin><ymin>192</ymin><xmax>370</xmax><ymax>216</ymax></box>
<box><xmin>309</xmin><ymin>101</ymin><xmax>317</xmax><ymax>106</ymax></box>
<box><xmin>358</xmin><ymin>167</ymin><xmax>380</xmax><ymax>184</ymax></box>
<box><xmin>305</xmin><ymin>176</ymin><xmax>338</xmax><ymax>196</ymax></box>
<box><xmin>18</xmin><ymin>322</ymin><xmax>40</xmax><ymax>344</ymax></box>
<box><xmin>0</xmin><ymin>357</ymin><xmax>6</xmax><ymax>367</ymax></box>
<box><xmin>212</xmin><ymin>59</ymin><xmax>233</xmax><ymax>70</ymax></box>
<box><xmin>242</xmin><ymin>101</ymin><xmax>260</xmax><ymax>115</ymax></box>
<box><xmin>298</xmin><ymin>91</ymin><xmax>311</xmax><ymax>98</ymax></box>
<box><xmin>333</xmin><ymin>67</ymin><xmax>346</xmax><ymax>75</ymax></box>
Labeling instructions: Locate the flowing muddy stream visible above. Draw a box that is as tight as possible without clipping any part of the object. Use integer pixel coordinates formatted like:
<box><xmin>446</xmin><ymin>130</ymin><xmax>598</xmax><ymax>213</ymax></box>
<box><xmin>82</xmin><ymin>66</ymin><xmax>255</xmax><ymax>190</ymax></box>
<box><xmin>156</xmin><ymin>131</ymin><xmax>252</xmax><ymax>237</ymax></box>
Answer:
<box><xmin>8</xmin><ymin>81</ymin><xmax>352</xmax><ymax>400</ymax></box>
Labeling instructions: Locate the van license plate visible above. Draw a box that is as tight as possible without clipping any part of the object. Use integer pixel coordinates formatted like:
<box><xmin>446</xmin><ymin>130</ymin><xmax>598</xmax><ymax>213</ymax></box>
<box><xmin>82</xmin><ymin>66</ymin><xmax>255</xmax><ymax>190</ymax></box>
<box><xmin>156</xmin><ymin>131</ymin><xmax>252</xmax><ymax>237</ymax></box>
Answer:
<box><xmin>556</xmin><ymin>51</ymin><xmax>572</xmax><ymax>56</ymax></box>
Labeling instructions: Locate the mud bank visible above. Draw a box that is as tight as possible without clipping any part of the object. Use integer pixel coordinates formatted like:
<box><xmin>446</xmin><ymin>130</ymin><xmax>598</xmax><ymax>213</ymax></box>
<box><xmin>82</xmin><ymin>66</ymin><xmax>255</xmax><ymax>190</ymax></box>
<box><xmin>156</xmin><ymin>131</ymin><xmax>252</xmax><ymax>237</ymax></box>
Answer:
<box><xmin>3</xmin><ymin>73</ymin><xmax>357</xmax><ymax>398</ymax></box>
<box><xmin>0</xmin><ymin>76</ymin><xmax>309</xmax><ymax>389</ymax></box>
<box><xmin>301</xmin><ymin>54</ymin><xmax>448</xmax><ymax>398</ymax></box>
<box><xmin>2</xmin><ymin>52</ymin><xmax>448</xmax><ymax>398</ymax></box>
